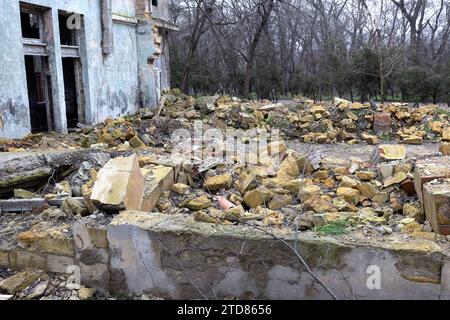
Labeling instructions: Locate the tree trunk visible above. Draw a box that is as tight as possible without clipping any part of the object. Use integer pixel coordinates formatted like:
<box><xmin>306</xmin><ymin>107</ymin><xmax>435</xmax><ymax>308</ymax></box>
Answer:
<box><xmin>379</xmin><ymin>57</ymin><xmax>385</xmax><ymax>104</ymax></box>
<box><xmin>181</xmin><ymin>2</ymin><xmax>208</xmax><ymax>94</ymax></box>
<box><xmin>242</xmin><ymin>0</ymin><xmax>275</xmax><ymax>99</ymax></box>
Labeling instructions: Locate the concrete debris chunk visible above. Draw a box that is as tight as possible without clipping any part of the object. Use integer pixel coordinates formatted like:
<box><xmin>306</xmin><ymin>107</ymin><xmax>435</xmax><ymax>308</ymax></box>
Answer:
<box><xmin>90</xmin><ymin>154</ymin><xmax>145</xmax><ymax>211</ymax></box>
<box><xmin>336</xmin><ymin>187</ymin><xmax>360</xmax><ymax>205</ymax></box>
<box><xmin>384</xmin><ymin>172</ymin><xmax>408</xmax><ymax>188</ymax></box>
<box><xmin>277</xmin><ymin>153</ymin><xmax>300</xmax><ymax>179</ymax></box>
<box><xmin>304</xmin><ymin>196</ymin><xmax>337</xmax><ymax>214</ymax></box>
<box><xmin>440</xmin><ymin>143</ymin><xmax>450</xmax><ymax>155</ymax></box>
<box><xmin>24</xmin><ymin>276</ymin><xmax>49</xmax><ymax>300</ymax></box>
<box><xmin>268</xmin><ymin>194</ymin><xmax>293</xmax><ymax>210</ymax></box>
<box><xmin>14</xmin><ymin>189</ymin><xmax>38</xmax><ymax>199</ymax></box>
<box><xmin>443</xmin><ymin>127</ymin><xmax>450</xmax><ymax>141</ymax></box>
<box><xmin>78</xmin><ymin>287</ymin><xmax>96</xmax><ymax>300</ymax></box>
<box><xmin>141</xmin><ymin>165</ymin><xmax>175</xmax><ymax>212</ymax></box>
<box><xmin>194</xmin><ymin>211</ymin><xmax>219</xmax><ymax>224</ymax></box>
<box><xmin>403</xmin><ymin>203</ymin><xmax>424</xmax><ymax>223</ymax></box>
<box><xmin>403</xmin><ymin>135</ymin><xmax>423</xmax><ymax>145</ymax></box>
<box><xmin>61</xmin><ymin>197</ymin><xmax>90</xmax><ymax>217</ymax></box>
<box><xmin>171</xmin><ymin>183</ymin><xmax>190</xmax><ymax>195</ymax></box>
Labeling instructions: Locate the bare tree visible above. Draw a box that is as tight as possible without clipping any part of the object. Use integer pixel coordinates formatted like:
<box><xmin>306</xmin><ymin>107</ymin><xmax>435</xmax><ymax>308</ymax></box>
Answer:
<box><xmin>180</xmin><ymin>0</ymin><xmax>215</xmax><ymax>93</ymax></box>
<box><xmin>169</xmin><ymin>0</ymin><xmax>450</xmax><ymax>103</ymax></box>
<box><xmin>242</xmin><ymin>0</ymin><xmax>276</xmax><ymax>99</ymax></box>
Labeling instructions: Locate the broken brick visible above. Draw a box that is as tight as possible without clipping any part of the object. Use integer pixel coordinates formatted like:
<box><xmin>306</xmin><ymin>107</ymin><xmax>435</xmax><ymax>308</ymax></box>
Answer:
<box><xmin>373</xmin><ymin>112</ymin><xmax>391</xmax><ymax>134</ymax></box>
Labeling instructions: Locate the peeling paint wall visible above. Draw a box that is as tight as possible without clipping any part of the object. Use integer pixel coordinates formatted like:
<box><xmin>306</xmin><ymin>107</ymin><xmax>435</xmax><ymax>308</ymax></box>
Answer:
<box><xmin>0</xmin><ymin>0</ymin><xmax>171</xmax><ymax>138</ymax></box>
<box><xmin>0</xmin><ymin>1</ymin><xmax>31</xmax><ymax>138</ymax></box>
<box><xmin>151</xmin><ymin>1</ymin><xmax>169</xmax><ymax>21</ymax></box>
<box><xmin>137</xmin><ymin>22</ymin><xmax>156</xmax><ymax>108</ymax></box>
<box><xmin>156</xmin><ymin>36</ymin><xmax>171</xmax><ymax>92</ymax></box>
<box><xmin>95</xmin><ymin>21</ymin><xmax>139</xmax><ymax>122</ymax></box>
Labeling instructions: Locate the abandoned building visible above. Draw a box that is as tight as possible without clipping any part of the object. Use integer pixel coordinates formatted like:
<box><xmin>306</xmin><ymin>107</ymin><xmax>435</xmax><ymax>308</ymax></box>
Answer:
<box><xmin>0</xmin><ymin>0</ymin><xmax>177</xmax><ymax>139</ymax></box>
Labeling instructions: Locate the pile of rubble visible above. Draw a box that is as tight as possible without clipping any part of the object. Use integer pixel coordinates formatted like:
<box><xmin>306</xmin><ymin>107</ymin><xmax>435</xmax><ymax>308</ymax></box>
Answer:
<box><xmin>0</xmin><ymin>92</ymin><xmax>448</xmax><ymax>237</ymax></box>
<box><xmin>0</xmin><ymin>266</ymin><xmax>161</xmax><ymax>300</ymax></box>
<box><xmin>0</xmin><ymin>268</ymin><xmax>95</xmax><ymax>300</ymax></box>
<box><xmin>3</xmin><ymin>141</ymin><xmax>442</xmax><ymax>243</ymax></box>
<box><xmin>152</xmin><ymin>144</ymin><xmax>448</xmax><ymax>241</ymax></box>
<box><xmin>1</xmin><ymin>91</ymin><xmax>449</xmax><ymax>153</ymax></box>
<box><xmin>159</xmin><ymin>92</ymin><xmax>450</xmax><ymax>146</ymax></box>
<box><xmin>1</xmin><ymin>92</ymin><xmax>450</xmax><ymax>300</ymax></box>
<box><xmin>0</xmin><ymin>108</ymin><xmax>187</xmax><ymax>153</ymax></box>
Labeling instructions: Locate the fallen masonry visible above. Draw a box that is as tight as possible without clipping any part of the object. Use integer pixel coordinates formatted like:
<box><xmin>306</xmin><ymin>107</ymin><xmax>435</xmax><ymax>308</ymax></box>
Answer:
<box><xmin>1</xmin><ymin>92</ymin><xmax>450</xmax><ymax>300</ymax></box>
<box><xmin>1</xmin><ymin>91</ymin><xmax>449</xmax><ymax>152</ymax></box>
<box><xmin>0</xmin><ymin>144</ymin><xmax>450</xmax><ymax>299</ymax></box>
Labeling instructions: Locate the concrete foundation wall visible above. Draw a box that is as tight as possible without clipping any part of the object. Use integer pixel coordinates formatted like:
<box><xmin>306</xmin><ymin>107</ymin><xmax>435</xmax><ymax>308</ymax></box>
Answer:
<box><xmin>2</xmin><ymin>210</ymin><xmax>449</xmax><ymax>300</ymax></box>
<box><xmin>105</xmin><ymin>212</ymin><xmax>447</xmax><ymax>300</ymax></box>
<box><xmin>0</xmin><ymin>0</ymin><xmax>170</xmax><ymax>138</ymax></box>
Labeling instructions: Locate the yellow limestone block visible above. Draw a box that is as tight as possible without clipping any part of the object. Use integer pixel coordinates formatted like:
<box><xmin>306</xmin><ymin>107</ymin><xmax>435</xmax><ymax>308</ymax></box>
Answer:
<box><xmin>91</xmin><ymin>154</ymin><xmax>145</xmax><ymax>211</ymax></box>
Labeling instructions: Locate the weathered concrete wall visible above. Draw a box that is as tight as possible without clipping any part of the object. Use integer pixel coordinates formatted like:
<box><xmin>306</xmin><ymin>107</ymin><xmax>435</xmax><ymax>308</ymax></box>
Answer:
<box><xmin>0</xmin><ymin>1</ymin><xmax>31</xmax><ymax>138</ymax></box>
<box><xmin>156</xmin><ymin>39</ymin><xmax>171</xmax><ymax>92</ymax></box>
<box><xmin>151</xmin><ymin>1</ymin><xmax>170</xmax><ymax>21</ymax></box>
<box><xmin>96</xmin><ymin>21</ymin><xmax>139</xmax><ymax>122</ymax></box>
<box><xmin>137</xmin><ymin>22</ymin><xmax>157</xmax><ymax>108</ymax></box>
<box><xmin>112</xmin><ymin>0</ymin><xmax>136</xmax><ymax>17</ymax></box>
<box><xmin>2</xmin><ymin>209</ymin><xmax>449</xmax><ymax>300</ymax></box>
<box><xmin>107</xmin><ymin>211</ymin><xmax>447</xmax><ymax>300</ymax></box>
<box><xmin>0</xmin><ymin>0</ymin><xmax>165</xmax><ymax>138</ymax></box>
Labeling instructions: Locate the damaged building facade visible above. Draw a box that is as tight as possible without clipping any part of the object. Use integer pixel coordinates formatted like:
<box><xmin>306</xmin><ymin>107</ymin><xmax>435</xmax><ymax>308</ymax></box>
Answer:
<box><xmin>0</xmin><ymin>0</ymin><xmax>177</xmax><ymax>139</ymax></box>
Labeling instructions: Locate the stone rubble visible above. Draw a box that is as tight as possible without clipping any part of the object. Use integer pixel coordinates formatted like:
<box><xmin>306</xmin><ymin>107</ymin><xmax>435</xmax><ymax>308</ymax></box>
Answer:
<box><xmin>1</xmin><ymin>90</ymin><xmax>450</xmax><ymax>300</ymax></box>
<box><xmin>0</xmin><ymin>267</ymin><xmax>99</xmax><ymax>300</ymax></box>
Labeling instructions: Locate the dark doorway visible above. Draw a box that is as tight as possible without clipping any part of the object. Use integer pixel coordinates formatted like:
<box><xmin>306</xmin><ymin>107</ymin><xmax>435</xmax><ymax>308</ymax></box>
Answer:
<box><xmin>25</xmin><ymin>55</ymin><xmax>51</xmax><ymax>132</ymax></box>
<box><xmin>62</xmin><ymin>58</ymin><xmax>79</xmax><ymax>128</ymax></box>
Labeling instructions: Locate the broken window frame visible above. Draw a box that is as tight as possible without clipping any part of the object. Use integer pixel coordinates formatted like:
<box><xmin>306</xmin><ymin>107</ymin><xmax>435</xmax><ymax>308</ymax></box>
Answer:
<box><xmin>20</xmin><ymin>3</ymin><xmax>54</xmax><ymax>132</ymax></box>
<box><xmin>20</xmin><ymin>2</ymin><xmax>44</xmax><ymax>40</ymax></box>
<box><xmin>20</xmin><ymin>3</ymin><xmax>48</xmax><ymax>56</ymax></box>
<box><xmin>58</xmin><ymin>11</ymin><xmax>81</xmax><ymax>58</ymax></box>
